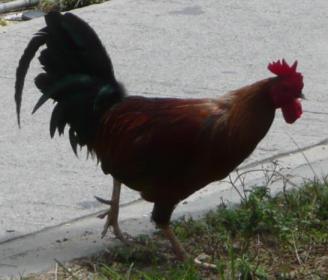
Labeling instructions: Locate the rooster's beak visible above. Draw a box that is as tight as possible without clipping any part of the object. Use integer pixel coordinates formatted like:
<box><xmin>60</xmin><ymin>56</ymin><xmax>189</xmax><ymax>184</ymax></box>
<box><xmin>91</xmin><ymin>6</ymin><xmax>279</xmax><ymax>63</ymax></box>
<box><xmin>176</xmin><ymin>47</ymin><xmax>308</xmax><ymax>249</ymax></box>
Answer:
<box><xmin>300</xmin><ymin>93</ymin><xmax>306</xmax><ymax>100</ymax></box>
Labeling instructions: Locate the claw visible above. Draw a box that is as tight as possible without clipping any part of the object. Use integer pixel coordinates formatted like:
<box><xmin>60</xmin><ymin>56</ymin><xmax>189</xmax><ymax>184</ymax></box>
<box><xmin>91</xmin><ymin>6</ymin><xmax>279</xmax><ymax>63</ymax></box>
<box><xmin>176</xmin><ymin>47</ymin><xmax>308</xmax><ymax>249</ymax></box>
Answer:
<box><xmin>101</xmin><ymin>218</ymin><xmax>111</xmax><ymax>238</ymax></box>
<box><xmin>95</xmin><ymin>195</ymin><xmax>112</xmax><ymax>205</ymax></box>
<box><xmin>96</xmin><ymin>208</ymin><xmax>112</xmax><ymax>238</ymax></box>
<box><xmin>97</xmin><ymin>210</ymin><xmax>110</xmax><ymax>219</ymax></box>
<box><xmin>95</xmin><ymin>179</ymin><xmax>126</xmax><ymax>242</ymax></box>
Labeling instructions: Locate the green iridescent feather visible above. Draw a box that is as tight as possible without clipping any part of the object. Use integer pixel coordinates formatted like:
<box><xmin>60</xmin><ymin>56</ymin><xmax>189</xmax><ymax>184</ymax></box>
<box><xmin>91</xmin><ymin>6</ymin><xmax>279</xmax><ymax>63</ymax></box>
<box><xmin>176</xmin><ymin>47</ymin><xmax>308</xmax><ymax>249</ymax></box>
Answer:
<box><xmin>15</xmin><ymin>12</ymin><xmax>126</xmax><ymax>155</ymax></box>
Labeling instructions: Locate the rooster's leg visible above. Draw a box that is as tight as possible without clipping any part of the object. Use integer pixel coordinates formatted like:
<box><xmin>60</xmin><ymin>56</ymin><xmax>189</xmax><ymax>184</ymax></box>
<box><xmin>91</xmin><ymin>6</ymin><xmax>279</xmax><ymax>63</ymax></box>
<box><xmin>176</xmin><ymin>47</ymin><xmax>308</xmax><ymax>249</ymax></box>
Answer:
<box><xmin>160</xmin><ymin>223</ymin><xmax>216</xmax><ymax>268</ymax></box>
<box><xmin>152</xmin><ymin>202</ymin><xmax>187</xmax><ymax>261</ymax></box>
<box><xmin>160</xmin><ymin>225</ymin><xmax>187</xmax><ymax>261</ymax></box>
<box><xmin>95</xmin><ymin>178</ymin><xmax>126</xmax><ymax>242</ymax></box>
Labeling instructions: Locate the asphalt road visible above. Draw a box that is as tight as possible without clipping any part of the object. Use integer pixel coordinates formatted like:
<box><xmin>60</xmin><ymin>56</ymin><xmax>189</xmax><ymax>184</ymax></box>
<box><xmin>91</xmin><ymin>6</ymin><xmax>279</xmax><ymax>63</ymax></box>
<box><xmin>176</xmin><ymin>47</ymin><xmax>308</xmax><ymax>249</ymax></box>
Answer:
<box><xmin>0</xmin><ymin>0</ymin><xmax>327</xmax><ymax>254</ymax></box>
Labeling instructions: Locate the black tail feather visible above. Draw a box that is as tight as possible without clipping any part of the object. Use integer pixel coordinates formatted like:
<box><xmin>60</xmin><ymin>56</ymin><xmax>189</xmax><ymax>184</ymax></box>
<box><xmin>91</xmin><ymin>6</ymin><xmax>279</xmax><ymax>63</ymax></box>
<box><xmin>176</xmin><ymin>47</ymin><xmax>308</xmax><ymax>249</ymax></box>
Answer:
<box><xmin>45</xmin><ymin>12</ymin><xmax>116</xmax><ymax>81</ymax></box>
<box><xmin>69</xmin><ymin>127</ymin><xmax>78</xmax><ymax>156</ymax></box>
<box><xmin>15</xmin><ymin>12</ymin><xmax>126</xmax><ymax>155</ymax></box>
<box><xmin>50</xmin><ymin>103</ymin><xmax>66</xmax><ymax>137</ymax></box>
<box><xmin>32</xmin><ymin>74</ymin><xmax>95</xmax><ymax>114</ymax></box>
<box><xmin>15</xmin><ymin>29</ymin><xmax>47</xmax><ymax>127</ymax></box>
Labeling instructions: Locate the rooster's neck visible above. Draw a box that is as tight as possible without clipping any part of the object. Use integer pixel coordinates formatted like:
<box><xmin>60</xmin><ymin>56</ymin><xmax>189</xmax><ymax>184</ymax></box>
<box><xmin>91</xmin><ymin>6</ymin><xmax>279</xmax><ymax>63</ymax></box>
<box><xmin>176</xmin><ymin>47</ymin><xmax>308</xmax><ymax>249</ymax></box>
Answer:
<box><xmin>226</xmin><ymin>79</ymin><xmax>276</xmax><ymax>160</ymax></box>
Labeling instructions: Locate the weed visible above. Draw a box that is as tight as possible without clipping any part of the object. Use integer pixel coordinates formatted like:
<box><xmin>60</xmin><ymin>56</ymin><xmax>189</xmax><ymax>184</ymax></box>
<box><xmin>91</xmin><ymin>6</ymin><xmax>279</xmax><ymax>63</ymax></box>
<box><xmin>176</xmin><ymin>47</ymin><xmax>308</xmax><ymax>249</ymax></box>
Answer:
<box><xmin>0</xmin><ymin>18</ymin><xmax>7</xmax><ymax>26</ymax></box>
<box><xmin>38</xmin><ymin>0</ymin><xmax>106</xmax><ymax>12</ymax></box>
<box><xmin>23</xmin><ymin>180</ymin><xmax>328</xmax><ymax>279</ymax></box>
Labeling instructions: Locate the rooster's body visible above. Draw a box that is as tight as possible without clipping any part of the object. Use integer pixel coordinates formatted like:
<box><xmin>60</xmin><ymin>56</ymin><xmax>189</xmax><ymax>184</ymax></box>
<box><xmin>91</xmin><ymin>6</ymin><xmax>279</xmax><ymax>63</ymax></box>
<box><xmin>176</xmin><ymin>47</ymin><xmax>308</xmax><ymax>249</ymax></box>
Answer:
<box><xmin>15</xmin><ymin>12</ymin><xmax>304</xmax><ymax>260</ymax></box>
<box><xmin>96</xmin><ymin>86</ymin><xmax>274</xmax><ymax>203</ymax></box>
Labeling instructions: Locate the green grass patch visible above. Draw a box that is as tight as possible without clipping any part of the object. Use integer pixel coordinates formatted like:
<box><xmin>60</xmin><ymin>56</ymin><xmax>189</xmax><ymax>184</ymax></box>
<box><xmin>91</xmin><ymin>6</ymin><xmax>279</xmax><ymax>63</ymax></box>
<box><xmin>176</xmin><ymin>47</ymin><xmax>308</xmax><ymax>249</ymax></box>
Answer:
<box><xmin>0</xmin><ymin>18</ymin><xmax>8</xmax><ymax>26</ymax></box>
<box><xmin>25</xmin><ymin>179</ymin><xmax>328</xmax><ymax>279</ymax></box>
<box><xmin>38</xmin><ymin>0</ymin><xmax>106</xmax><ymax>12</ymax></box>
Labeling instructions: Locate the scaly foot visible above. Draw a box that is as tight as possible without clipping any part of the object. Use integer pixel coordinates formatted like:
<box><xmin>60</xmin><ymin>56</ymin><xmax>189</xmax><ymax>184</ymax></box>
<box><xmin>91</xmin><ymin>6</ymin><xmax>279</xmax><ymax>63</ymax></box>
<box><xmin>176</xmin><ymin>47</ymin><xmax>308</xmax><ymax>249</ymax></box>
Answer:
<box><xmin>95</xmin><ymin>179</ymin><xmax>129</xmax><ymax>243</ymax></box>
<box><xmin>95</xmin><ymin>195</ymin><xmax>126</xmax><ymax>241</ymax></box>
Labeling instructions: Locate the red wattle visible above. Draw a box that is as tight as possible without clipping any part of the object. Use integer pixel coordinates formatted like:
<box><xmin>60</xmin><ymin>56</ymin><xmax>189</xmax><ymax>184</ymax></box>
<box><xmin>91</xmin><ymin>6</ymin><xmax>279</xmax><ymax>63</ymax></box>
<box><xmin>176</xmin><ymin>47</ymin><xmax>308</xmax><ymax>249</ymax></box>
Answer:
<box><xmin>281</xmin><ymin>99</ymin><xmax>302</xmax><ymax>124</ymax></box>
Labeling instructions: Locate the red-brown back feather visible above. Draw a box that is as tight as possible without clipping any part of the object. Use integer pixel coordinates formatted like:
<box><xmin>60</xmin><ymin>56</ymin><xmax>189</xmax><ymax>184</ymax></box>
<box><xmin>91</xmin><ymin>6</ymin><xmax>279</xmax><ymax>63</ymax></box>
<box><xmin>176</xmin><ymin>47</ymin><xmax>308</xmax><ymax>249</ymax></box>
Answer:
<box><xmin>95</xmin><ymin>96</ymin><xmax>225</xmax><ymax>201</ymax></box>
<box><xmin>94</xmin><ymin>79</ymin><xmax>275</xmax><ymax>204</ymax></box>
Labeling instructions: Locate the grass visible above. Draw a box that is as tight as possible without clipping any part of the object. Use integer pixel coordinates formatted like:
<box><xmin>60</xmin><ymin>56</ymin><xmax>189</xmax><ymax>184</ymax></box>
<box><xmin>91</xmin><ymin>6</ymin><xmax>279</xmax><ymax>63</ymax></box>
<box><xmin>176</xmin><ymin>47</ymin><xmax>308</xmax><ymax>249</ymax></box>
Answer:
<box><xmin>38</xmin><ymin>0</ymin><xmax>107</xmax><ymax>12</ymax></box>
<box><xmin>0</xmin><ymin>0</ymin><xmax>107</xmax><ymax>14</ymax></box>
<box><xmin>0</xmin><ymin>18</ymin><xmax>7</xmax><ymax>26</ymax></box>
<box><xmin>24</xmin><ymin>178</ymin><xmax>328</xmax><ymax>279</ymax></box>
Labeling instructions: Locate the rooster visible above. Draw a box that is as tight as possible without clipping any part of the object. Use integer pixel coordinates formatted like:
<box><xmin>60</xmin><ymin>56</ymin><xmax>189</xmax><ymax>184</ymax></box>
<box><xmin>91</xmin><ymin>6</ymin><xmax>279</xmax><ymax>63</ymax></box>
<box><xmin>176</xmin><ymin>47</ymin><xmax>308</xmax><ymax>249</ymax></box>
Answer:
<box><xmin>15</xmin><ymin>12</ymin><xmax>304</xmax><ymax>260</ymax></box>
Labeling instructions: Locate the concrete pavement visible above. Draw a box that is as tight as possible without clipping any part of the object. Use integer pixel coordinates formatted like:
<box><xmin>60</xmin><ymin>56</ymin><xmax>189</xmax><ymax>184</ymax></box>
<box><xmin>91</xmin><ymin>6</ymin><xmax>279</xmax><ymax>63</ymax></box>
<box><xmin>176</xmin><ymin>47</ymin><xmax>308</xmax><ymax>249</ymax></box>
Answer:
<box><xmin>0</xmin><ymin>0</ymin><xmax>327</xmax><ymax>277</ymax></box>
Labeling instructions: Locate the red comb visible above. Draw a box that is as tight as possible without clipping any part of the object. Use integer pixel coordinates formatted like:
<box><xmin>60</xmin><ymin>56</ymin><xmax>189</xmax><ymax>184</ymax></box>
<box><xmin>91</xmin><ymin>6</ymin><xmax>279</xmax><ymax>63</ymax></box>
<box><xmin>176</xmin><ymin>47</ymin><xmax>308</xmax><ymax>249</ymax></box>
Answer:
<box><xmin>268</xmin><ymin>59</ymin><xmax>298</xmax><ymax>76</ymax></box>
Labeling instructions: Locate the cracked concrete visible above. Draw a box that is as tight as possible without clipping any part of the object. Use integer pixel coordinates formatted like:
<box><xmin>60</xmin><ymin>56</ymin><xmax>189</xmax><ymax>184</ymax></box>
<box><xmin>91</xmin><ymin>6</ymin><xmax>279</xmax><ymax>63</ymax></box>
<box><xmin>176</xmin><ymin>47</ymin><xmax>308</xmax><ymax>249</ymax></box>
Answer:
<box><xmin>0</xmin><ymin>0</ymin><xmax>328</xmax><ymax>277</ymax></box>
